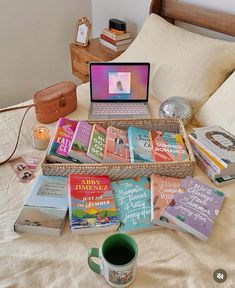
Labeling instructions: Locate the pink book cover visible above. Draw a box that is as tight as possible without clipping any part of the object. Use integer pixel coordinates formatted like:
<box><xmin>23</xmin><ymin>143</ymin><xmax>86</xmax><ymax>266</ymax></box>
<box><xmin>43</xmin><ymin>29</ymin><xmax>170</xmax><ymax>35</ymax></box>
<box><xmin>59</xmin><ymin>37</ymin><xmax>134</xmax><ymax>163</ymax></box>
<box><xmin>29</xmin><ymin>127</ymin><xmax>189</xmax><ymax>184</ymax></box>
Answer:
<box><xmin>150</xmin><ymin>131</ymin><xmax>188</xmax><ymax>162</ymax></box>
<box><xmin>68</xmin><ymin>121</ymin><xmax>96</xmax><ymax>163</ymax></box>
<box><xmin>55</xmin><ymin>118</ymin><xmax>77</xmax><ymax>157</ymax></box>
<box><xmin>47</xmin><ymin>117</ymin><xmax>78</xmax><ymax>163</ymax></box>
<box><xmin>103</xmin><ymin>126</ymin><xmax>130</xmax><ymax>163</ymax></box>
<box><xmin>151</xmin><ymin>174</ymin><xmax>186</xmax><ymax>231</ymax></box>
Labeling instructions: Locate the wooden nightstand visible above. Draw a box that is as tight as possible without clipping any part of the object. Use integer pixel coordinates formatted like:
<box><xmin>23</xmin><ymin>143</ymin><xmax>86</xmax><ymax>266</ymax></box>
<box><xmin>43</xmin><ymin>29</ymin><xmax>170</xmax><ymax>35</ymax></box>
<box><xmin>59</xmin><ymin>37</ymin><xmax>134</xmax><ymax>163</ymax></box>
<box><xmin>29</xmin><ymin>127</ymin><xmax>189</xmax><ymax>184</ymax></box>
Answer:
<box><xmin>70</xmin><ymin>38</ymin><xmax>123</xmax><ymax>83</ymax></box>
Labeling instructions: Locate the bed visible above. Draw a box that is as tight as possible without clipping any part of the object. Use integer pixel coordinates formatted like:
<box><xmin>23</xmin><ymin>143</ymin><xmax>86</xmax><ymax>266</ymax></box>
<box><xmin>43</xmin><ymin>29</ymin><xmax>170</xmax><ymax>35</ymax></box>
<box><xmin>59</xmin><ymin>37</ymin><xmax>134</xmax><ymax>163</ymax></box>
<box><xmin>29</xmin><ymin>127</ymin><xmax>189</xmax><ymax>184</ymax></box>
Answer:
<box><xmin>1</xmin><ymin>0</ymin><xmax>235</xmax><ymax>287</ymax></box>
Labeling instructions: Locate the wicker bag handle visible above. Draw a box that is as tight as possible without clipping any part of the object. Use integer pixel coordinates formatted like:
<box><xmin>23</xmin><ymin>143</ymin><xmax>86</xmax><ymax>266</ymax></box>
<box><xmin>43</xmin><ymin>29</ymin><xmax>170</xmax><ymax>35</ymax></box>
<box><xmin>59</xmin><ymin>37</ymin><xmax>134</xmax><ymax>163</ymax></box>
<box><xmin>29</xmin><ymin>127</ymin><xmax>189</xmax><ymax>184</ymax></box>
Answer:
<box><xmin>0</xmin><ymin>104</ymin><xmax>35</xmax><ymax>165</ymax></box>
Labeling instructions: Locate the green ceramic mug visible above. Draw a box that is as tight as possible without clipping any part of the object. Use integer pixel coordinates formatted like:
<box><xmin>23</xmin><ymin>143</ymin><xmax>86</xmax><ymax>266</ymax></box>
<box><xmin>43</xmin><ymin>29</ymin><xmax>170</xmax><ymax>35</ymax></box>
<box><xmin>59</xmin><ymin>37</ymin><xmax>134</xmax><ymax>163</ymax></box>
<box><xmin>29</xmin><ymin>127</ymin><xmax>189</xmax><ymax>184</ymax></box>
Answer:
<box><xmin>88</xmin><ymin>233</ymin><xmax>138</xmax><ymax>288</ymax></box>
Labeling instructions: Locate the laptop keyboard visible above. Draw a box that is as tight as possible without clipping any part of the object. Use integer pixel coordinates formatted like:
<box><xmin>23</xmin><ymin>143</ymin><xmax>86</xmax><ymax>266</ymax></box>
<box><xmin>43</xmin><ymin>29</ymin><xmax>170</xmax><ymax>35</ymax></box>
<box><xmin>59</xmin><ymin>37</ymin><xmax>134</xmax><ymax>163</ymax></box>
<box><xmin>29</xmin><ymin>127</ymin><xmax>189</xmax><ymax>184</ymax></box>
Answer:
<box><xmin>92</xmin><ymin>103</ymin><xmax>149</xmax><ymax>115</ymax></box>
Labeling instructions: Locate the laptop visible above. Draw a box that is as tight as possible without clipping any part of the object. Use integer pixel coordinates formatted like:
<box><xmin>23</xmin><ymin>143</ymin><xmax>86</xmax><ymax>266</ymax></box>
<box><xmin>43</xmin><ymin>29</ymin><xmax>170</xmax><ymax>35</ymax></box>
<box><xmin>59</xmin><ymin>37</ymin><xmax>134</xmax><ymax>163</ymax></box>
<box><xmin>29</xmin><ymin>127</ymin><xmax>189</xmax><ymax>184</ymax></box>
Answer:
<box><xmin>88</xmin><ymin>62</ymin><xmax>151</xmax><ymax>119</ymax></box>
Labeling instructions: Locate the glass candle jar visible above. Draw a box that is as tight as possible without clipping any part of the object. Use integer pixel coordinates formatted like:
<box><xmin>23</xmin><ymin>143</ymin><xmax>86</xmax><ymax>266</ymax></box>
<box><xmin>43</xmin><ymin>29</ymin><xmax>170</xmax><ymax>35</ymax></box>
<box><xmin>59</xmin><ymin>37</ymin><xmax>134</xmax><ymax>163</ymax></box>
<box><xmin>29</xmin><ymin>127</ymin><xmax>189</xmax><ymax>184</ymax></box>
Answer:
<box><xmin>32</xmin><ymin>126</ymin><xmax>50</xmax><ymax>150</ymax></box>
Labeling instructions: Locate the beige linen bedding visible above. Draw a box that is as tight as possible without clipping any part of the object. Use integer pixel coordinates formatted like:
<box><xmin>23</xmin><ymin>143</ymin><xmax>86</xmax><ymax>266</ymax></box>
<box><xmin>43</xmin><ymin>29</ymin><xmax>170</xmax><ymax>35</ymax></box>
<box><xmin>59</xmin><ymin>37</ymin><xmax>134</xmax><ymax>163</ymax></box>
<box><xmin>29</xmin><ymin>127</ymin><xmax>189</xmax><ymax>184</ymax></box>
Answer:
<box><xmin>0</xmin><ymin>83</ymin><xmax>234</xmax><ymax>288</ymax></box>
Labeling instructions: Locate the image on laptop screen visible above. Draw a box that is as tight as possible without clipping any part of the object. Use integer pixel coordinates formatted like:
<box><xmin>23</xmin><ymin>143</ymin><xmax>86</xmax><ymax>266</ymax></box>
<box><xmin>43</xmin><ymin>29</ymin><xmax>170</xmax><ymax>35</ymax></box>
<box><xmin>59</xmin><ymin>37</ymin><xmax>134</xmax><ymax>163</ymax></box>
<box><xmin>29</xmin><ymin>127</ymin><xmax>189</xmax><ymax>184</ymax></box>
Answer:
<box><xmin>90</xmin><ymin>63</ymin><xmax>150</xmax><ymax>102</ymax></box>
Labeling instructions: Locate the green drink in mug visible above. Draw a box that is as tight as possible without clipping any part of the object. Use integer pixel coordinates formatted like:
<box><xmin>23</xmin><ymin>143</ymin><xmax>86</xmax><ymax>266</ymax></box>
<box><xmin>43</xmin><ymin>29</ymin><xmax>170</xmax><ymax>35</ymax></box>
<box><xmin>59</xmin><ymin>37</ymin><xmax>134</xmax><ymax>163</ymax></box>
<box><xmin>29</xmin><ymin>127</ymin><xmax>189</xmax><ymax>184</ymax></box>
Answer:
<box><xmin>88</xmin><ymin>233</ymin><xmax>138</xmax><ymax>287</ymax></box>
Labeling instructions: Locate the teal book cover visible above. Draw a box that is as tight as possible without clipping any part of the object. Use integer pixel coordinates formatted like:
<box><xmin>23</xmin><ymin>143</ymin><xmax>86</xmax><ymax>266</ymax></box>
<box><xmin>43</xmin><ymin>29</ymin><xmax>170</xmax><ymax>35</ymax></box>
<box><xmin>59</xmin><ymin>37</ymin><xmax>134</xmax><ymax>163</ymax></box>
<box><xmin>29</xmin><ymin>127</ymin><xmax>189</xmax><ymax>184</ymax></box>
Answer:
<box><xmin>111</xmin><ymin>177</ymin><xmax>155</xmax><ymax>233</ymax></box>
<box><xmin>127</xmin><ymin>126</ymin><xmax>152</xmax><ymax>163</ymax></box>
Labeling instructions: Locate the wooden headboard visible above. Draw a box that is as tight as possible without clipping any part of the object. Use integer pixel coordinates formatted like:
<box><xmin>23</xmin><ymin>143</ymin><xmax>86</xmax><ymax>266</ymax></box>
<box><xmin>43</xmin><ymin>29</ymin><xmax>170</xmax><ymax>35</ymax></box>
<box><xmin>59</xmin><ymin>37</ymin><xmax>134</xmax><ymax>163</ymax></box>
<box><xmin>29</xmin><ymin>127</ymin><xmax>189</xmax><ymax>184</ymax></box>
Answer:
<box><xmin>149</xmin><ymin>0</ymin><xmax>235</xmax><ymax>37</ymax></box>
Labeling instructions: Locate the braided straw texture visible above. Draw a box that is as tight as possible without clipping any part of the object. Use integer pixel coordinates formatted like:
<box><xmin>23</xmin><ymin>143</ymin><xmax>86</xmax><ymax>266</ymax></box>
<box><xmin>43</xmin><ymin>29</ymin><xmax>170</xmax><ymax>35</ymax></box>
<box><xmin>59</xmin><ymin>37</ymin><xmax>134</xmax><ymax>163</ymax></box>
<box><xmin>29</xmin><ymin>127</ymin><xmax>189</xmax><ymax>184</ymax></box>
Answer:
<box><xmin>42</xmin><ymin>118</ymin><xmax>196</xmax><ymax>180</ymax></box>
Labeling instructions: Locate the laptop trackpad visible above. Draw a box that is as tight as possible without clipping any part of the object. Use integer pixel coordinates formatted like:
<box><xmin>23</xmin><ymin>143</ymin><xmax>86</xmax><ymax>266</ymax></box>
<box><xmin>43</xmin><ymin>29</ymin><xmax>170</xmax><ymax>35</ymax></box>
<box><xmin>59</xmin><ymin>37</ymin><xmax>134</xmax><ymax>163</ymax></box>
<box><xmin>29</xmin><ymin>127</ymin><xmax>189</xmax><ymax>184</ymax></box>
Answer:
<box><xmin>108</xmin><ymin>114</ymin><xmax>135</xmax><ymax>119</ymax></box>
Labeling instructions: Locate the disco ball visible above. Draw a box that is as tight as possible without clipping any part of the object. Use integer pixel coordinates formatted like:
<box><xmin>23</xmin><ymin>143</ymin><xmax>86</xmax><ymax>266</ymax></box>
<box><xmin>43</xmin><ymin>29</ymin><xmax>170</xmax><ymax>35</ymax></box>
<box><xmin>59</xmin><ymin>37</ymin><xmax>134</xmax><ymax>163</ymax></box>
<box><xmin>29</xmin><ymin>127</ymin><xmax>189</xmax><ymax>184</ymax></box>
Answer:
<box><xmin>159</xmin><ymin>96</ymin><xmax>192</xmax><ymax>126</ymax></box>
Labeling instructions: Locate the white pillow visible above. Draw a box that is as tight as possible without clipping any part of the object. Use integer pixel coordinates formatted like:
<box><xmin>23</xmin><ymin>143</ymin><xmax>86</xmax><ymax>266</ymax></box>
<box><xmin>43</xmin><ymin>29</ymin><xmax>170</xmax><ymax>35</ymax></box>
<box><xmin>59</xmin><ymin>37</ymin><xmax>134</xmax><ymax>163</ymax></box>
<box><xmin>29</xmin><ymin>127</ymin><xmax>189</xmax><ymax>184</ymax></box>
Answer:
<box><xmin>116</xmin><ymin>14</ymin><xmax>235</xmax><ymax>113</ymax></box>
<box><xmin>195</xmin><ymin>70</ymin><xmax>235</xmax><ymax>135</ymax></box>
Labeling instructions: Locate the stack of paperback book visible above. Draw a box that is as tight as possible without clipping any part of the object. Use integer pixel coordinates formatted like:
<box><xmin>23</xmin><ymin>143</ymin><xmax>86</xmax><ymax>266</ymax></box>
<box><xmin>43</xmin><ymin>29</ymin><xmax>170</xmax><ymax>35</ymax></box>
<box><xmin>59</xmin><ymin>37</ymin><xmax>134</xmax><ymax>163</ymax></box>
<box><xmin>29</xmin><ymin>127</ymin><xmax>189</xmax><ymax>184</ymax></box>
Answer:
<box><xmin>99</xmin><ymin>28</ymin><xmax>132</xmax><ymax>52</ymax></box>
<box><xmin>189</xmin><ymin>126</ymin><xmax>235</xmax><ymax>186</ymax></box>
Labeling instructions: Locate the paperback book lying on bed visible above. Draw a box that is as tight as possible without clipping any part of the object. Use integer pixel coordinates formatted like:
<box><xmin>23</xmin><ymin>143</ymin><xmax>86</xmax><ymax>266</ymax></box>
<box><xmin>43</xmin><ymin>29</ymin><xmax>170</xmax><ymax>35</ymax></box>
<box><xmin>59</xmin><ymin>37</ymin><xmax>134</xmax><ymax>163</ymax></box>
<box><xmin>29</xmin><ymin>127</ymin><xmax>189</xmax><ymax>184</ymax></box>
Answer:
<box><xmin>68</xmin><ymin>174</ymin><xmax>119</xmax><ymax>234</ymax></box>
<box><xmin>163</xmin><ymin>176</ymin><xmax>225</xmax><ymax>241</ymax></box>
<box><xmin>111</xmin><ymin>177</ymin><xmax>155</xmax><ymax>233</ymax></box>
<box><xmin>189</xmin><ymin>126</ymin><xmax>235</xmax><ymax>186</ymax></box>
<box><xmin>192</xmin><ymin>142</ymin><xmax>235</xmax><ymax>186</ymax></box>
<box><xmin>14</xmin><ymin>175</ymin><xmax>68</xmax><ymax>236</ymax></box>
<box><xmin>189</xmin><ymin>125</ymin><xmax>235</xmax><ymax>174</ymax></box>
<box><xmin>192</xmin><ymin>139</ymin><xmax>226</xmax><ymax>174</ymax></box>
<box><xmin>151</xmin><ymin>174</ymin><xmax>185</xmax><ymax>231</ymax></box>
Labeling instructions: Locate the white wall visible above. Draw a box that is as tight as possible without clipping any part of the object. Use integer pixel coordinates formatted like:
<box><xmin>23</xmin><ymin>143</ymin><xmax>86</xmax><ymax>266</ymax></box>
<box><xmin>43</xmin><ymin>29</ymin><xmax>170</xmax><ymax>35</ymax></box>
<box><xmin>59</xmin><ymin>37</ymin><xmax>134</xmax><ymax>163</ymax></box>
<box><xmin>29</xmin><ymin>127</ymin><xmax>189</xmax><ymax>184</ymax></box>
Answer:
<box><xmin>91</xmin><ymin>0</ymin><xmax>152</xmax><ymax>38</ymax></box>
<box><xmin>177</xmin><ymin>0</ymin><xmax>235</xmax><ymax>41</ymax></box>
<box><xmin>91</xmin><ymin>0</ymin><xmax>235</xmax><ymax>40</ymax></box>
<box><xmin>1</xmin><ymin>0</ymin><xmax>235</xmax><ymax>108</ymax></box>
<box><xmin>180</xmin><ymin>0</ymin><xmax>235</xmax><ymax>14</ymax></box>
<box><xmin>0</xmin><ymin>0</ymin><xmax>91</xmax><ymax>108</ymax></box>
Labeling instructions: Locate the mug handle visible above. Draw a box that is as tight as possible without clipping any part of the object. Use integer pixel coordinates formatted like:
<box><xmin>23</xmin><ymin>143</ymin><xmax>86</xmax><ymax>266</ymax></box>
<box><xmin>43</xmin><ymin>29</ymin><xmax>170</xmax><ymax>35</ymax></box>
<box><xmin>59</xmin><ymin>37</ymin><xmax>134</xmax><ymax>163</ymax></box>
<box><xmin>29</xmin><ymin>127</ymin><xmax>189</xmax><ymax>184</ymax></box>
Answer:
<box><xmin>88</xmin><ymin>248</ymin><xmax>101</xmax><ymax>274</ymax></box>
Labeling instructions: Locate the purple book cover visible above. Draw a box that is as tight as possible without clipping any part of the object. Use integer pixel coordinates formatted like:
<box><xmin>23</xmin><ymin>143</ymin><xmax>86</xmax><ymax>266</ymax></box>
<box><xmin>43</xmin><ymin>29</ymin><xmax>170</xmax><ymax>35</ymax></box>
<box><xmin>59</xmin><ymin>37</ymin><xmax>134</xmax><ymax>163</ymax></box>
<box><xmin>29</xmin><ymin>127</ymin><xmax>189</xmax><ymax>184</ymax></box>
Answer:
<box><xmin>68</xmin><ymin>121</ymin><xmax>95</xmax><ymax>163</ymax></box>
<box><xmin>73</xmin><ymin>121</ymin><xmax>92</xmax><ymax>147</ymax></box>
<box><xmin>163</xmin><ymin>176</ymin><xmax>225</xmax><ymax>240</ymax></box>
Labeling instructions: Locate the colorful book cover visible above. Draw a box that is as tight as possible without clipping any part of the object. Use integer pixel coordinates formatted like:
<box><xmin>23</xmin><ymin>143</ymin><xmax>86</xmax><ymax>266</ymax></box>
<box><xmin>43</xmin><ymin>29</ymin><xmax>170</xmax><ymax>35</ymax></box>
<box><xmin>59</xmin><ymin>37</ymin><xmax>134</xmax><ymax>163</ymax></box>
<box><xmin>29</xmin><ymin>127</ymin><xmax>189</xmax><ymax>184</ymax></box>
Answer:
<box><xmin>193</xmin><ymin>148</ymin><xmax>219</xmax><ymax>180</ymax></box>
<box><xmin>111</xmin><ymin>177</ymin><xmax>155</xmax><ymax>233</ymax></box>
<box><xmin>103</xmin><ymin>126</ymin><xmax>130</xmax><ymax>163</ymax></box>
<box><xmin>190</xmin><ymin>141</ymin><xmax>223</xmax><ymax>176</ymax></box>
<box><xmin>127</xmin><ymin>127</ymin><xmax>152</xmax><ymax>163</ymax></box>
<box><xmin>192</xmin><ymin>146</ymin><xmax>235</xmax><ymax>187</ymax></box>
<box><xmin>150</xmin><ymin>131</ymin><xmax>188</xmax><ymax>162</ymax></box>
<box><xmin>46</xmin><ymin>117</ymin><xmax>79</xmax><ymax>163</ymax></box>
<box><xmin>68</xmin><ymin>121</ymin><xmax>96</xmax><ymax>163</ymax></box>
<box><xmin>163</xmin><ymin>176</ymin><xmax>225</xmax><ymax>241</ymax></box>
<box><xmin>190</xmin><ymin>126</ymin><xmax>235</xmax><ymax>168</ymax></box>
<box><xmin>151</xmin><ymin>174</ymin><xmax>185</xmax><ymax>231</ymax></box>
<box><xmin>87</xmin><ymin>124</ymin><xmax>106</xmax><ymax>163</ymax></box>
<box><xmin>189</xmin><ymin>136</ymin><xmax>226</xmax><ymax>173</ymax></box>
<box><xmin>14</xmin><ymin>175</ymin><xmax>68</xmax><ymax>236</ymax></box>
<box><xmin>68</xmin><ymin>174</ymin><xmax>119</xmax><ymax>234</ymax></box>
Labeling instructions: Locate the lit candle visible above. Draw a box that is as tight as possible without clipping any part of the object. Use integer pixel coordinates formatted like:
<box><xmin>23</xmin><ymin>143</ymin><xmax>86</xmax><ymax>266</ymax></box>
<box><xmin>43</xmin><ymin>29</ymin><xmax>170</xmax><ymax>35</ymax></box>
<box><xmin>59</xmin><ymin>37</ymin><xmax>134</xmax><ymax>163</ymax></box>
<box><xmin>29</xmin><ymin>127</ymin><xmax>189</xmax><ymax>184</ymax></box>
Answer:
<box><xmin>32</xmin><ymin>126</ymin><xmax>50</xmax><ymax>150</ymax></box>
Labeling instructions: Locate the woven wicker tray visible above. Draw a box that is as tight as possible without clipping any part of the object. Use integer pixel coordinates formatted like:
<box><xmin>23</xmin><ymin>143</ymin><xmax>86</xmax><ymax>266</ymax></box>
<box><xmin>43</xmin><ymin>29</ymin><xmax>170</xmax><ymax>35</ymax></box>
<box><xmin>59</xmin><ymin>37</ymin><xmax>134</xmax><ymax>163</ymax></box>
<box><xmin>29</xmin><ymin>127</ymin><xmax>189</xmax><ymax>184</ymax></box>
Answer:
<box><xmin>42</xmin><ymin>118</ymin><xmax>196</xmax><ymax>180</ymax></box>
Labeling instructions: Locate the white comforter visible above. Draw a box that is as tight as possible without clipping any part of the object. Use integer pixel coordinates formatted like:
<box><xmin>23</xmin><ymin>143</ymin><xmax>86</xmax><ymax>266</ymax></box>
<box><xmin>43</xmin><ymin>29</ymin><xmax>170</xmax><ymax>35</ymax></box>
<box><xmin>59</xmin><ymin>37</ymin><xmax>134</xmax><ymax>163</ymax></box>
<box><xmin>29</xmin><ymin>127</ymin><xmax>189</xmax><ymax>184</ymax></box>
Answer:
<box><xmin>0</xmin><ymin>83</ymin><xmax>234</xmax><ymax>288</ymax></box>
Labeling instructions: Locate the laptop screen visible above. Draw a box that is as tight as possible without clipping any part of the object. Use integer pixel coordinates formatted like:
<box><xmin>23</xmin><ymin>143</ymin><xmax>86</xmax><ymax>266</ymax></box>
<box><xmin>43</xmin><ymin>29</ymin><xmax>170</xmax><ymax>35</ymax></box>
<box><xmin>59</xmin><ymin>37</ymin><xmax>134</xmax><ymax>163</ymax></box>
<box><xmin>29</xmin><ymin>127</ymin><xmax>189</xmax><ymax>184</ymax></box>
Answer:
<box><xmin>90</xmin><ymin>62</ymin><xmax>150</xmax><ymax>102</ymax></box>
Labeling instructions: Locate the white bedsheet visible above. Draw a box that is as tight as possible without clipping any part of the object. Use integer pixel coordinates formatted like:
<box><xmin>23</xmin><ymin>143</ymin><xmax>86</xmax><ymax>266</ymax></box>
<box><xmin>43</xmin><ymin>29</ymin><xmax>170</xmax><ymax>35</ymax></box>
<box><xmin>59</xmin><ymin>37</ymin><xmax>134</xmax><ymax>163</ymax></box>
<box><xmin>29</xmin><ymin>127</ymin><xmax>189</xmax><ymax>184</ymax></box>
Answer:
<box><xmin>0</xmin><ymin>83</ymin><xmax>234</xmax><ymax>288</ymax></box>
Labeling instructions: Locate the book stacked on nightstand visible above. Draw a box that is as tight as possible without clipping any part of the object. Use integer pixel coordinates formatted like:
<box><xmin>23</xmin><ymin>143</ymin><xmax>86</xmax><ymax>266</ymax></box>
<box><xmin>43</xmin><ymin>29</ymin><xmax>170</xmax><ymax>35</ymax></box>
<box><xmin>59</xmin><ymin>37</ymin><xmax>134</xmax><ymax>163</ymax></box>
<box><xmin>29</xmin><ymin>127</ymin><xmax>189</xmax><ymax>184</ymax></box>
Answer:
<box><xmin>99</xmin><ymin>19</ymin><xmax>132</xmax><ymax>52</ymax></box>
